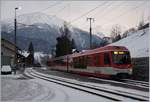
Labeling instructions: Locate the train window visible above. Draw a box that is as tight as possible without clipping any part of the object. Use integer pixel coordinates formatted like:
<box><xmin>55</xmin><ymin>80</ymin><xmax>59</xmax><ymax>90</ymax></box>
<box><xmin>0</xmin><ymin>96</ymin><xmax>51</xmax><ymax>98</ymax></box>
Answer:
<box><xmin>73</xmin><ymin>57</ymin><xmax>78</xmax><ymax>68</ymax></box>
<box><xmin>86</xmin><ymin>56</ymin><xmax>90</xmax><ymax>65</ymax></box>
<box><xmin>84</xmin><ymin>56</ymin><xmax>88</xmax><ymax>65</ymax></box>
<box><xmin>82</xmin><ymin>56</ymin><xmax>87</xmax><ymax>68</ymax></box>
<box><xmin>73</xmin><ymin>57</ymin><xmax>87</xmax><ymax>69</ymax></box>
<box><xmin>82</xmin><ymin>56</ymin><xmax>85</xmax><ymax>65</ymax></box>
<box><xmin>112</xmin><ymin>52</ymin><xmax>131</xmax><ymax>64</ymax></box>
<box><xmin>104</xmin><ymin>53</ymin><xmax>110</xmax><ymax>64</ymax></box>
<box><xmin>88</xmin><ymin>56</ymin><xmax>93</xmax><ymax>66</ymax></box>
<box><xmin>95</xmin><ymin>54</ymin><xmax>99</xmax><ymax>65</ymax></box>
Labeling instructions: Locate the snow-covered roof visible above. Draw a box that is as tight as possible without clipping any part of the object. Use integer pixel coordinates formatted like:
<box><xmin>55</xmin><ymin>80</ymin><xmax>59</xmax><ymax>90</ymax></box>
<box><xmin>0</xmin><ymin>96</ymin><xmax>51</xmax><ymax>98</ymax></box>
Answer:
<box><xmin>21</xmin><ymin>51</ymin><xmax>30</xmax><ymax>57</ymax></box>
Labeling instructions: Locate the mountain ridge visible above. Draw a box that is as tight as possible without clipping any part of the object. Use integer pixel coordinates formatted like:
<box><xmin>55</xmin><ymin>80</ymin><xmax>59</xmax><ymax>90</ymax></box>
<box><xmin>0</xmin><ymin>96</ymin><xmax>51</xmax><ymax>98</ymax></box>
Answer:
<box><xmin>1</xmin><ymin>12</ymin><xmax>103</xmax><ymax>54</ymax></box>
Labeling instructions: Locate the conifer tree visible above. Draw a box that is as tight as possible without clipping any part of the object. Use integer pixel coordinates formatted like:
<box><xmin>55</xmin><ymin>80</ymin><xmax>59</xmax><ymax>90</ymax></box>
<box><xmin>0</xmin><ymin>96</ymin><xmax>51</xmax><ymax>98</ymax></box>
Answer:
<box><xmin>55</xmin><ymin>22</ymin><xmax>76</xmax><ymax>57</ymax></box>
<box><xmin>27</xmin><ymin>42</ymin><xmax>34</xmax><ymax>64</ymax></box>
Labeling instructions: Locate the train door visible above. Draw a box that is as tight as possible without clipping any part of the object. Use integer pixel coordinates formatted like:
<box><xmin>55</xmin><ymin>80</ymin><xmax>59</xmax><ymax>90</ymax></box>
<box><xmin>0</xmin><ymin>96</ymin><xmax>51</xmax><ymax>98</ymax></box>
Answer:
<box><xmin>94</xmin><ymin>54</ymin><xmax>100</xmax><ymax>67</ymax></box>
<box><xmin>104</xmin><ymin>52</ymin><xmax>111</xmax><ymax>66</ymax></box>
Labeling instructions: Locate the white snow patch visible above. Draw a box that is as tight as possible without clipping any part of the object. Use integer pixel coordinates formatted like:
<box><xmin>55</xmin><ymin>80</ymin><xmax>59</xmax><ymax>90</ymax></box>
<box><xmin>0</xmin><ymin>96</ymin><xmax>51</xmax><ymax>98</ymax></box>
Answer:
<box><xmin>30</xmin><ymin>78</ymin><xmax>112</xmax><ymax>102</ymax></box>
<box><xmin>31</xmin><ymin>69</ymin><xmax>149</xmax><ymax>100</ymax></box>
<box><xmin>1</xmin><ymin>74</ymin><xmax>54</xmax><ymax>101</ymax></box>
<box><xmin>1</xmin><ymin>73</ymin><xmax>112</xmax><ymax>102</ymax></box>
<box><xmin>110</xmin><ymin>28</ymin><xmax>149</xmax><ymax>58</ymax></box>
<box><xmin>21</xmin><ymin>51</ymin><xmax>30</xmax><ymax>57</ymax></box>
<box><xmin>34</xmin><ymin>52</ymin><xmax>46</xmax><ymax>63</ymax></box>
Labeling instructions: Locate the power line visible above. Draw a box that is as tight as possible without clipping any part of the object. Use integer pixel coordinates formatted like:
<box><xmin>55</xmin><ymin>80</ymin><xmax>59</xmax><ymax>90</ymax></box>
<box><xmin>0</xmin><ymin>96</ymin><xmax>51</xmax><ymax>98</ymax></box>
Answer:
<box><xmin>93</xmin><ymin>1</ymin><xmax>124</xmax><ymax>21</ymax></box>
<box><xmin>2</xmin><ymin>2</ymin><xmax>61</xmax><ymax>24</ymax></box>
<box><xmin>69</xmin><ymin>1</ymin><xmax>108</xmax><ymax>29</ymax></box>
<box><xmin>102</xmin><ymin>2</ymin><xmax>148</xmax><ymax>26</ymax></box>
<box><xmin>75</xmin><ymin>1</ymin><xmax>109</xmax><ymax>28</ymax></box>
<box><xmin>80</xmin><ymin>1</ymin><xmax>146</xmax><ymax>29</ymax></box>
<box><xmin>69</xmin><ymin>1</ymin><xmax>108</xmax><ymax>24</ymax></box>
<box><xmin>53</xmin><ymin>6</ymin><xmax>67</xmax><ymax>16</ymax></box>
<box><xmin>39</xmin><ymin>1</ymin><xmax>62</xmax><ymax>12</ymax></box>
<box><xmin>74</xmin><ymin>1</ymin><xmax>109</xmax><ymax>30</ymax></box>
<box><xmin>81</xmin><ymin>2</ymin><xmax>140</xmax><ymax>28</ymax></box>
<box><xmin>91</xmin><ymin>1</ymin><xmax>115</xmax><ymax>19</ymax></box>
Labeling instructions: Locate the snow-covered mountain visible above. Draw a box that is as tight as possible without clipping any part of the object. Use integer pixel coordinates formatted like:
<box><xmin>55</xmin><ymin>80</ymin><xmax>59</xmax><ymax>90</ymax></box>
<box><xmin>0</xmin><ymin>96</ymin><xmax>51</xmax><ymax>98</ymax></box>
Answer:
<box><xmin>110</xmin><ymin>28</ymin><xmax>149</xmax><ymax>58</ymax></box>
<box><xmin>1</xmin><ymin>12</ymin><xmax>64</xmax><ymax>32</ymax></box>
<box><xmin>96</xmin><ymin>32</ymin><xmax>106</xmax><ymax>38</ymax></box>
<box><xmin>1</xmin><ymin>12</ymin><xmax>103</xmax><ymax>53</ymax></box>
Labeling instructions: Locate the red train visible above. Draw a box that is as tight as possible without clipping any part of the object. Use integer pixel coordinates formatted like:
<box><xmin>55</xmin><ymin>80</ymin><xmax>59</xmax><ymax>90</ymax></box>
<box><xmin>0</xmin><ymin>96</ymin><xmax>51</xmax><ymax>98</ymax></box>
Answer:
<box><xmin>49</xmin><ymin>46</ymin><xmax>132</xmax><ymax>79</ymax></box>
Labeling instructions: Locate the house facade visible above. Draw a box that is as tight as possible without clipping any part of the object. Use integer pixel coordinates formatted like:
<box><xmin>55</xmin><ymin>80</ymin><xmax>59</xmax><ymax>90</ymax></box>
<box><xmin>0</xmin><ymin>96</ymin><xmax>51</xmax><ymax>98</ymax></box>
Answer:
<box><xmin>1</xmin><ymin>38</ymin><xmax>16</xmax><ymax>66</ymax></box>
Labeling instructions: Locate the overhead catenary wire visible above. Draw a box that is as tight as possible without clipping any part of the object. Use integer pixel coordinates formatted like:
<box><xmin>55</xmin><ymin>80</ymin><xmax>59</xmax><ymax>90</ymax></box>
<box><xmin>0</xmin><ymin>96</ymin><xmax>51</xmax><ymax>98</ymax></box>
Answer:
<box><xmin>74</xmin><ymin>1</ymin><xmax>110</xmax><ymax>28</ymax></box>
<box><xmin>81</xmin><ymin>1</ymin><xmax>148</xmax><ymax>34</ymax></box>
<box><xmin>74</xmin><ymin>1</ymin><xmax>125</xmax><ymax>30</ymax></box>
<box><xmin>90</xmin><ymin>1</ymin><xmax>127</xmax><ymax>31</ymax></box>
<box><xmin>79</xmin><ymin>1</ymin><xmax>121</xmax><ymax>30</ymax></box>
<box><xmin>102</xmin><ymin>1</ymin><xmax>148</xmax><ymax>26</ymax></box>
<box><xmin>39</xmin><ymin>1</ymin><xmax>63</xmax><ymax>12</ymax></box>
<box><xmin>5</xmin><ymin>1</ymin><xmax>63</xmax><ymax>25</ymax></box>
<box><xmin>76</xmin><ymin>1</ymin><xmax>148</xmax><ymax>32</ymax></box>
<box><xmin>3</xmin><ymin>1</ymin><xmax>149</xmax><ymax>34</ymax></box>
<box><xmin>69</xmin><ymin>1</ymin><xmax>108</xmax><ymax>24</ymax></box>
<box><xmin>92</xmin><ymin>1</ymin><xmax>118</xmax><ymax>19</ymax></box>
<box><xmin>93</xmin><ymin>1</ymin><xmax>125</xmax><ymax>21</ymax></box>
<box><xmin>53</xmin><ymin>6</ymin><xmax>67</xmax><ymax>16</ymax></box>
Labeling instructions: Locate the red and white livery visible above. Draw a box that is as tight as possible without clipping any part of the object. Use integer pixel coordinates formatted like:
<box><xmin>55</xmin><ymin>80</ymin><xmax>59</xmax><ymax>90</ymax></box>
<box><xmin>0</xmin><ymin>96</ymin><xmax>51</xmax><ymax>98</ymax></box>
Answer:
<box><xmin>49</xmin><ymin>46</ymin><xmax>133</xmax><ymax>79</ymax></box>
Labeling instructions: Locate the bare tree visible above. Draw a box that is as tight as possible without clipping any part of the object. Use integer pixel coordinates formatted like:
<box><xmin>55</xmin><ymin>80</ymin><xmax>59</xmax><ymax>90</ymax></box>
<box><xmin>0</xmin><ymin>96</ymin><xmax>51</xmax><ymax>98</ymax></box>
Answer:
<box><xmin>122</xmin><ymin>27</ymin><xmax>136</xmax><ymax>38</ymax></box>
<box><xmin>110</xmin><ymin>24</ymin><xmax>122</xmax><ymax>42</ymax></box>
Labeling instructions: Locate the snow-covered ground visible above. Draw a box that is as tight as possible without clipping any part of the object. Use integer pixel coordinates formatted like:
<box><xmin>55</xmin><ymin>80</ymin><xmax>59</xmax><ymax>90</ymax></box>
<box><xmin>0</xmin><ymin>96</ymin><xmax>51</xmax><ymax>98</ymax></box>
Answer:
<box><xmin>1</xmin><ymin>74</ymin><xmax>54</xmax><ymax>102</ymax></box>
<box><xmin>1</xmin><ymin>74</ymin><xmax>111</xmax><ymax>102</ymax></box>
<box><xmin>110</xmin><ymin>28</ymin><xmax>149</xmax><ymax>58</ymax></box>
<box><xmin>30</xmin><ymin>69</ymin><xmax>149</xmax><ymax>98</ymax></box>
<box><xmin>1</xmin><ymin>66</ymin><xmax>149</xmax><ymax>102</ymax></box>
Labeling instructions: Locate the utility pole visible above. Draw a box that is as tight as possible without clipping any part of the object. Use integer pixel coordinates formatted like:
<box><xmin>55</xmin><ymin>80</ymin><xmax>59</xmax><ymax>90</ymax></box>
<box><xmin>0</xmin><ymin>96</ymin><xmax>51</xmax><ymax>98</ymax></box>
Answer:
<box><xmin>87</xmin><ymin>17</ymin><xmax>94</xmax><ymax>49</ymax></box>
<box><xmin>14</xmin><ymin>8</ymin><xmax>18</xmax><ymax>74</ymax></box>
<box><xmin>14</xmin><ymin>7</ymin><xmax>21</xmax><ymax>74</ymax></box>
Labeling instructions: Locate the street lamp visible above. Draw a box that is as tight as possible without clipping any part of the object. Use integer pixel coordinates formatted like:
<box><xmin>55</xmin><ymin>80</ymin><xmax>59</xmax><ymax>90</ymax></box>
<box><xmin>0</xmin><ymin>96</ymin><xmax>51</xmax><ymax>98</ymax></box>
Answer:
<box><xmin>14</xmin><ymin>7</ymin><xmax>21</xmax><ymax>74</ymax></box>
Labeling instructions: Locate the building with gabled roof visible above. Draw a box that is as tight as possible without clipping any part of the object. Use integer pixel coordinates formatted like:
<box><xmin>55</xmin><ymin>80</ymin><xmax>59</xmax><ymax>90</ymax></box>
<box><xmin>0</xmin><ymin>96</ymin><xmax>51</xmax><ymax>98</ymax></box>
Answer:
<box><xmin>1</xmin><ymin>38</ymin><xmax>25</xmax><ymax>66</ymax></box>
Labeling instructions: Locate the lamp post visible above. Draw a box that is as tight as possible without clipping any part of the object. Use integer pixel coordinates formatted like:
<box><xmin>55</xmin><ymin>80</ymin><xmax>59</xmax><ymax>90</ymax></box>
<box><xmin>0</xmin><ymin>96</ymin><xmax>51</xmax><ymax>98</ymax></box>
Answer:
<box><xmin>14</xmin><ymin>7</ymin><xmax>21</xmax><ymax>74</ymax></box>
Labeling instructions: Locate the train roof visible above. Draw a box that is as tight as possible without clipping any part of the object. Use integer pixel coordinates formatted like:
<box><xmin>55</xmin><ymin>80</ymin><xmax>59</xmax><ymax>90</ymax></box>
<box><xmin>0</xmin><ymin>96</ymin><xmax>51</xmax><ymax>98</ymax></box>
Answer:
<box><xmin>52</xmin><ymin>46</ymin><xmax>129</xmax><ymax>60</ymax></box>
<box><xmin>72</xmin><ymin>46</ymin><xmax>129</xmax><ymax>57</ymax></box>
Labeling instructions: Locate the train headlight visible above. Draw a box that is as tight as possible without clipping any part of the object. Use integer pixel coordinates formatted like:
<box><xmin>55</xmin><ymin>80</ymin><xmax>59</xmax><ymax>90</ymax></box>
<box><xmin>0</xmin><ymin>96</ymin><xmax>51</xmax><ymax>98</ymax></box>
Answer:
<box><xmin>114</xmin><ymin>51</ymin><xmax>118</xmax><ymax>54</ymax></box>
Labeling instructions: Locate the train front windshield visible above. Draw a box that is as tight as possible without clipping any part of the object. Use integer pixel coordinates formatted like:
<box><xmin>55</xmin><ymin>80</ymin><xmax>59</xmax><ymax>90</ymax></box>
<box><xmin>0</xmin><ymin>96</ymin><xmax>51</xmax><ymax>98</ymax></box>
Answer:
<box><xmin>112</xmin><ymin>51</ymin><xmax>131</xmax><ymax>64</ymax></box>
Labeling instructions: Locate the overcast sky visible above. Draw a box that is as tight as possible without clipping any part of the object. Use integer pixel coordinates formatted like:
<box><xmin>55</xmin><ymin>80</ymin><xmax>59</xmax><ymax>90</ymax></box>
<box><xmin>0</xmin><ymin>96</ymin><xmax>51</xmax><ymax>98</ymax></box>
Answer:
<box><xmin>1</xmin><ymin>0</ymin><xmax>150</xmax><ymax>36</ymax></box>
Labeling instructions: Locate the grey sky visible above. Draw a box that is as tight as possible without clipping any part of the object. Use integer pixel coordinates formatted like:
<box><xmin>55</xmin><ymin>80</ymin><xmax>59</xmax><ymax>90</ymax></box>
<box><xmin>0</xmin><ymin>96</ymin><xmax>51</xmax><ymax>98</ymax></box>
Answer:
<box><xmin>1</xmin><ymin>0</ymin><xmax>150</xmax><ymax>36</ymax></box>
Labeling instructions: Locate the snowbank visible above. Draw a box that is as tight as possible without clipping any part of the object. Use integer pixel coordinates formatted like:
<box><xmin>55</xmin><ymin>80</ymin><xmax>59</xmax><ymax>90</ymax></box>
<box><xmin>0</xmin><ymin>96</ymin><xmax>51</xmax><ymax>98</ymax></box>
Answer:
<box><xmin>110</xmin><ymin>28</ymin><xmax>149</xmax><ymax>58</ymax></box>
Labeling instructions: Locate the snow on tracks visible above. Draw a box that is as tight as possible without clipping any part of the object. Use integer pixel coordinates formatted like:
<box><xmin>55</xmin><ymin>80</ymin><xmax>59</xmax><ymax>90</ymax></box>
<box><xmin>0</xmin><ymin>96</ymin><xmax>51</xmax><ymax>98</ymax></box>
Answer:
<box><xmin>25</xmin><ymin>69</ymin><xmax>149</xmax><ymax>102</ymax></box>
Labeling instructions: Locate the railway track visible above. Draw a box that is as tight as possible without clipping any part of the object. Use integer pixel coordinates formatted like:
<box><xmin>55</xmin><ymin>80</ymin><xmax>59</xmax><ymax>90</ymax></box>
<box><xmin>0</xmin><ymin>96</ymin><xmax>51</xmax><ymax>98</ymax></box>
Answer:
<box><xmin>25</xmin><ymin>69</ymin><xmax>149</xmax><ymax>102</ymax></box>
<box><xmin>89</xmin><ymin>77</ymin><xmax>149</xmax><ymax>91</ymax></box>
<box><xmin>122</xmin><ymin>79</ymin><xmax>149</xmax><ymax>88</ymax></box>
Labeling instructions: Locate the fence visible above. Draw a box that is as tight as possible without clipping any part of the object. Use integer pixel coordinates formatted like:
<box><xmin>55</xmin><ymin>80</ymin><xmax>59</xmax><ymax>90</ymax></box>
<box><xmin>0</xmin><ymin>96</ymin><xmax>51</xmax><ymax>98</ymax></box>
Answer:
<box><xmin>132</xmin><ymin>57</ymin><xmax>149</xmax><ymax>81</ymax></box>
